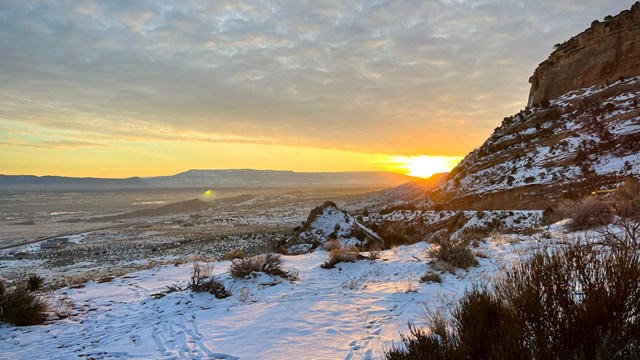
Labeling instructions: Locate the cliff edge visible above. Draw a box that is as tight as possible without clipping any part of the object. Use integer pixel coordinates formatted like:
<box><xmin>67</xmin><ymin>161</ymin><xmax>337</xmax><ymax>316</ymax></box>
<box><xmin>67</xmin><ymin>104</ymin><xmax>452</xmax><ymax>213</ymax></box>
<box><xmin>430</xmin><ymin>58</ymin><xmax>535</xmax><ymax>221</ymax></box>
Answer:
<box><xmin>528</xmin><ymin>2</ymin><xmax>640</xmax><ymax>106</ymax></box>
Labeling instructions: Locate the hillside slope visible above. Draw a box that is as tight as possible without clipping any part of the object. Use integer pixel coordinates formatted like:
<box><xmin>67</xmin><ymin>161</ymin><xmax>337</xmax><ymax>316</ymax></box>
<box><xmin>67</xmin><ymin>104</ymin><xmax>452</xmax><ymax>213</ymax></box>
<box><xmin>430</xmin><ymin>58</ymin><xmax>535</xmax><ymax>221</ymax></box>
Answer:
<box><xmin>422</xmin><ymin>3</ymin><xmax>640</xmax><ymax>210</ymax></box>
<box><xmin>435</xmin><ymin>77</ymin><xmax>640</xmax><ymax>209</ymax></box>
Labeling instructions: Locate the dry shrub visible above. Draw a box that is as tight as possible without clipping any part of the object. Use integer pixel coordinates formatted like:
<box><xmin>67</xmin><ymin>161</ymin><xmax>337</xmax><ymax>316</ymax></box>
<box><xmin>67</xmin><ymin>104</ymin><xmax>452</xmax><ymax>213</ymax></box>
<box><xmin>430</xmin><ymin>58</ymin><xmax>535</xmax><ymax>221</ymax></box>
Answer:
<box><xmin>173</xmin><ymin>255</ymin><xmax>214</xmax><ymax>266</ymax></box>
<box><xmin>386</xmin><ymin>239</ymin><xmax>640</xmax><ymax>360</ymax></box>
<box><xmin>493</xmin><ymin>233</ymin><xmax>519</xmax><ymax>245</ymax></box>
<box><xmin>458</xmin><ymin>226</ymin><xmax>490</xmax><ymax>242</ymax></box>
<box><xmin>403</xmin><ymin>274</ymin><xmax>418</xmax><ymax>293</ymax></box>
<box><xmin>430</xmin><ymin>260</ymin><xmax>456</xmax><ymax>274</ymax></box>
<box><xmin>420</xmin><ymin>271</ymin><xmax>442</xmax><ymax>284</ymax></box>
<box><xmin>519</xmin><ymin>227</ymin><xmax>540</xmax><ymax>236</ymax></box>
<box><xmin>268</xmin><ymin>238</ymin><xmax>289</xmax><ymax>255</ymax></box>
<box><xmin>558</xmin><ymin>196</ymin><xmax>613</xmax><ymax>230</ymax></box>
<box><xmin>222</xmin><ymin>249</ymin><xmax>247</xmax><ymax>260</ymax></box>
<box><xmin>96</xmin><ymin>276</ymin><xmax>114</xmax><ymax>283</ymax></box>
<box><xmin>26</xmin><ymin>274</ymin><xmax>45</xmax><ymax>292</ymax></box>
<box><xmin>324</xmin><ymin>238</ymin><xmax>342</xmax><ymax>251</ymax></box>
<box><xmin>367</xmin><ymin>243</ymin><xmax>383</xmax><ymax>260</ymax></box>
<box><xmin>613</xmin><ymin>178</ymin><xmax>640</xmax><ymax>219</ymax></box>
<box><xmin>322</xmin><ymin>246</ymin><xmax>360</xmax><ymax>269</ymax></box>
<box><xmin>0</xmin><ymin>277</ymin><xmax>49</xmax><ymax>326</ymax></box>
<box><xmin>154</xmin><ymin>263</ymin><xmax>230</xmax><ymax>299</ymax></box>
<box><xmin>229</xmin><ymin>253</ymin><xmax>291</xmax><ymax>279</ymax></box>
<box><xmin>428</xmin><ymin>235</ymin><xmax>478</xmax><ymax>270</ymax></box>
<box><xmin>188</xmin><ymin>263</ymin><xmax>229</xmax><ymax>298</ymax></box>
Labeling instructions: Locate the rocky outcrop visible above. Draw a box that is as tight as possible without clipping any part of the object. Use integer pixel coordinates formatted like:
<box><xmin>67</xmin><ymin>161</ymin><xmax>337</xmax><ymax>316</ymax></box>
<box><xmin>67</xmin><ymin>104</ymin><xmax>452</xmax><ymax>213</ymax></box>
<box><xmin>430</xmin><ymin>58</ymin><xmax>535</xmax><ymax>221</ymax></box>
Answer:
<box><xmin>286</xmin><ymin>201</ymin><xmax>381</xmax><ymax>253</ymax></box>
<box><xmin>528</xmin><ymin>2</ymin><xmax>640</xmax><ymax>106</ymax></box>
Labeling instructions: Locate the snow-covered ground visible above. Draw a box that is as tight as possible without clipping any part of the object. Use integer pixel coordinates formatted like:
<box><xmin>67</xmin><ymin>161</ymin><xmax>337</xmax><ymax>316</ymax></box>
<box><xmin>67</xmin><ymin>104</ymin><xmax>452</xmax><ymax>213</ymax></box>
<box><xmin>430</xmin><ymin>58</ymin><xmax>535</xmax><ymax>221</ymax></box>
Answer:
<box><xmin>0</xmin><ymin>228</ymin><xmax>559</xmax><ymax>360</ymax></box>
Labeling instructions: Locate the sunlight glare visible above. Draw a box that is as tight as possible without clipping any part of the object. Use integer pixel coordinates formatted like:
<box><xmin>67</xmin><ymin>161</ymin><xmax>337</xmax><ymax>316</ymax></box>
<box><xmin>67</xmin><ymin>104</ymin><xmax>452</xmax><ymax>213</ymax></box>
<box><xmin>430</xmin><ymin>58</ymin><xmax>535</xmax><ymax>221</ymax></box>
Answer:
<box><xmin>392</xmin><ymin>155</ymin><xmax>462</xmax><ymax>179</ymax></box>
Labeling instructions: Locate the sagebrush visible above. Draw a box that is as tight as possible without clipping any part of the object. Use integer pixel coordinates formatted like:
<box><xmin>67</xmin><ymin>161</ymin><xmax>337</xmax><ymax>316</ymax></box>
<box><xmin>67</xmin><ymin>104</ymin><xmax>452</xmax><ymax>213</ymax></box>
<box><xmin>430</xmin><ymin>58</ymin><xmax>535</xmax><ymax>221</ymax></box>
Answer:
<box><xmin>428</xmin><ymin>235</ymin><xmax>478</xmax><ymax>270</ymax></box>
<box><xmin>386</xmin><ymin>239</ymin><xmax>640</xmax><ymax>359</ymax></box>
<box><xmin>322</xmin><ymin>246</ymin><xmax>360</xmax><ymax>269</ymax></box>
<box><xmin>229</xmin><ymin>253</ymin><xmax>293</xmax><ymax>279</ymax></box>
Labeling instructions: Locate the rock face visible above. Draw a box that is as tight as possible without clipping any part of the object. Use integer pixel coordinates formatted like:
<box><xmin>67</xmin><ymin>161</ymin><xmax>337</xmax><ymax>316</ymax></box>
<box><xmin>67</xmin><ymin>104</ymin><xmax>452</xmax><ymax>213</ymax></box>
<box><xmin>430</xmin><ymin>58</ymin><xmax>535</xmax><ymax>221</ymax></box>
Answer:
<box><xmin>528</xmin><ymin>2</ymin><xmax>640</xmax><ymax>106</ymax></box>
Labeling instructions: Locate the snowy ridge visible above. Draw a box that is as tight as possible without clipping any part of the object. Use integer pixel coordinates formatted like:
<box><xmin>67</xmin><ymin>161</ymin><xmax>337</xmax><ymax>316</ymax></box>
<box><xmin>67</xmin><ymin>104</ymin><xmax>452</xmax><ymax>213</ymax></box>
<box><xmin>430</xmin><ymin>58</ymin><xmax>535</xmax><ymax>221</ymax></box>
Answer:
<box><xmin>434</xmin><ymin>76</ymin><xmax>640</xmax><ymax>208</ymax></box>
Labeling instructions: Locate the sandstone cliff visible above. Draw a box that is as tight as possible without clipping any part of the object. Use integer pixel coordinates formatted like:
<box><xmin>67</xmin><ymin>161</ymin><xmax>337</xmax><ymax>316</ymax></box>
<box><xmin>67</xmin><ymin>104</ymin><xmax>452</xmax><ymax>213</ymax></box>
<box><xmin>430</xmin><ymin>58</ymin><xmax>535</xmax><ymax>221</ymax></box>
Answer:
<box><xmin>528</xmin><ymin>2</ymin><xmax>640</xmax><ymax>106</ymax></box>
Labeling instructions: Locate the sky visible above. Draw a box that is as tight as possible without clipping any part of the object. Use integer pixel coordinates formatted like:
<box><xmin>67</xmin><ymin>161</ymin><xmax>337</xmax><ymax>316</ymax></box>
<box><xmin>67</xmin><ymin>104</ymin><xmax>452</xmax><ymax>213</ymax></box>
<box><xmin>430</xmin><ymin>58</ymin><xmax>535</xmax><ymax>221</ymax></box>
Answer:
<box><xmin>0</xmin><ymin>0</ymin><xmax>634</xmax><ymax>178</ymax></box>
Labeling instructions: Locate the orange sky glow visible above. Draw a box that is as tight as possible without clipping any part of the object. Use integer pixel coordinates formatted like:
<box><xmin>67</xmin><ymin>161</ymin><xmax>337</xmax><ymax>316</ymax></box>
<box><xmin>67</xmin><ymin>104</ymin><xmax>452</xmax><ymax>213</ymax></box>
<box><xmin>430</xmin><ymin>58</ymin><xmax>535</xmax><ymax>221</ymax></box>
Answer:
<box><xmin>0</xmin><ymin>1</ymin><xmax>630</xmax><ymax>179</ymax></box>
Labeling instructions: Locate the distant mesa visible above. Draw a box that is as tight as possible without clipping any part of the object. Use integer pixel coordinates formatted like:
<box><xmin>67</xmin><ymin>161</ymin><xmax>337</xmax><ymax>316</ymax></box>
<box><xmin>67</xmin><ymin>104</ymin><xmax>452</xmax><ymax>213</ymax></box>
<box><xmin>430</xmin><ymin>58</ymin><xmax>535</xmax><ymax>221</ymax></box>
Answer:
<box><xmin>0</xmin><ymin>175</ymin><xmax>150</xmax><ymax>190</ymax></box>
<box><xmin>143</xmin><ymin>169</ymin><xmax>418</xmax><ymax>188</ymax></box>
<box><xmin>0</xmin><ymin>170</ymin><xmax>418</xmax><ymax>191</ymax></box>
<box><xmin>528</xmin><ymin>2</ymin><xmax>640</xmax><ymax>106</ymax></box>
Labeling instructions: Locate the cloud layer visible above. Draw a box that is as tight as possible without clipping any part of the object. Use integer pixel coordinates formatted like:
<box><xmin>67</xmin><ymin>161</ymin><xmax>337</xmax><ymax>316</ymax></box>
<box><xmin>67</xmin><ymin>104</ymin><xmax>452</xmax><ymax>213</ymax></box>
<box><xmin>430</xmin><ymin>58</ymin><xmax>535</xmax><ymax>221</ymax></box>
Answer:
<box><xmin>0</xmin><ymin>0</ymin><xmax>633</xmax><ymax>163</ymax></box>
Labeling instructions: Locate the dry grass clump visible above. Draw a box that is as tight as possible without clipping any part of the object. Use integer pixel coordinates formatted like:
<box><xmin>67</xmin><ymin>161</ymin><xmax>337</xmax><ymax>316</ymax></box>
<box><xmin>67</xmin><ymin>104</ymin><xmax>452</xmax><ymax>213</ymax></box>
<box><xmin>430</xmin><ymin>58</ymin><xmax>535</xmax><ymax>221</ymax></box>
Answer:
<box><xmin>324</xmin><ymin>238</ymin><xmax>342</xmax><ymax>251</ymax></box>
<box><xmin>612</xmin><ymin>178</ymin><xmax>640</xmax><ymax>219</ymax></box>
<box><xmin>154</xmin><ymin>263</ymin><xmax>230</xmax><ymax>299</ymax></box>
<box><xmin>428</xmin><ymin>235</ymin><xmax>478</xmax><ymax>270</ymax></box>
<box><xmin>557</xmin><ymin>179</ymin><xmax>640</xmax><ymax>232</ymax></box>
<box><xmin>321</xmin><ymin>246</ymin><xmax>361</xmax><ymax>269</ymax></box>
<box><xmin>558</xmin><ymin>196</ymin><xmax>613</xmax><ymax>230</ymax></box>
<box><xmin>188</xmin><ymin>263</ymin><xmax>230</xmax><ymax>298</ymax></box>
<box><xmin>0</xmin><ymin>275</ymin><xmax>49</xmax><ymax>326</ymax></box>
<box><xmin>458</xmin><ymin>226</ymin><xmax>491</xmax><ymax>242</ymax></box>
<box><xmin>26</xmin><ymin>274</ymin><xmax>45</xmax><ymax>292</ymax></box>
<box><xmin>222</xmin><ymin>249</ymin><xmax>247</xmax><ymax>260</ymax></box>
<box><xmin>386</xmin><ymin>238</ymin><xmax>640</xmax><ymax>360</ymax></box>
<box><xmin>420</xmin><ymin>271</ymin><xmax>443</xmax><ymax>284</ymax></box>
<box><xmin>229</xmin><ymin>253</ymin><xmax>293</xmax><ymax>280</ymax></box>
<box><xmin>492</xmin><ymin>233</ymin><xmax>519</xmax><ymax>245</ymax></box>
<box><xmin>367</xmin><ymin>243</ymin><xmax>383</xmax><ymax>260</ymax></box>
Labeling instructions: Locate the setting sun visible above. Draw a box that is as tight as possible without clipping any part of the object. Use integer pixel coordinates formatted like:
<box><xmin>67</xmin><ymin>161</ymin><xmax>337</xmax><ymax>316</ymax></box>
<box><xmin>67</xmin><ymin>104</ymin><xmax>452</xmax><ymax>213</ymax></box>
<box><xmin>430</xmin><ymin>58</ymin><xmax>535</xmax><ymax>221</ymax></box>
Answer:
<box><xmin>392</xmin><ymin>155</ymin><xmax>463</xmax><ymax>179</ymax></box>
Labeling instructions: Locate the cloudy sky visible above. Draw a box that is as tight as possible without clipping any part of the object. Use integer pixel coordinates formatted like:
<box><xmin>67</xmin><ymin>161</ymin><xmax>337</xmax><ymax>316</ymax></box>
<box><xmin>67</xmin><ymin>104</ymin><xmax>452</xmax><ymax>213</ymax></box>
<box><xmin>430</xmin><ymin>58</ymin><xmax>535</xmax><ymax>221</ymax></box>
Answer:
<box><xmin>0</xmin><ymin>0</ymin><xmax>633</xmax><ymax>177</ymax></box>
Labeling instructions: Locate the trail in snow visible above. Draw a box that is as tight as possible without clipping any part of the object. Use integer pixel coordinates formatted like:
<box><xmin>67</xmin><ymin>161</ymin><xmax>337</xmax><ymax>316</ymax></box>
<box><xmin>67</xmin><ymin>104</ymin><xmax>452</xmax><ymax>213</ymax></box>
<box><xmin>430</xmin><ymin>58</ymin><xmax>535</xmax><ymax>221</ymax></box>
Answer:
<box><xmin>0</xmin><ymin>234</ymin><xmax>549</xmax><ymax>359</ymax></box>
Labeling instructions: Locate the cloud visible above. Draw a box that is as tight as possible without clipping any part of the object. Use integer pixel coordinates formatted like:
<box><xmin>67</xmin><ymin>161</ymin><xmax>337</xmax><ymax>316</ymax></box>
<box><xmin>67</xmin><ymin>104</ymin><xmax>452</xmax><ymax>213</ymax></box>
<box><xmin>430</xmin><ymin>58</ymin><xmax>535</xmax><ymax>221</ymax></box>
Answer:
<box><xmin>0</xmin><ymin>139</ymin><xmax>110</xmax><ymax>150</ymax></box>
<box><xmin>0</xmin><ymin>0</ymin><xmax>632</xmax><ymax>157</ymax></box>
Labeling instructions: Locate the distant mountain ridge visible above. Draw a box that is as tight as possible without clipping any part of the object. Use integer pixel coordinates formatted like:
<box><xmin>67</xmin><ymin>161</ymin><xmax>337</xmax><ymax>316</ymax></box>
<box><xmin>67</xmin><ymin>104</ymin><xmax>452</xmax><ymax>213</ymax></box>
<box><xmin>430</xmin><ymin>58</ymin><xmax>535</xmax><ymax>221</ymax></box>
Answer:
<box><xmin>144</xmin><ymin>169</ymin><xmax>418</xmax><ymax>188</ymax></box>
<box><xmin>0</xmin><ymin>170</ymin><xmax>418</xmax><ymax>190</ymax></box>
<box><xmin>0</xmin><ymin>175</ymin><xmax>150</xmax><ymax>190</ymax></box>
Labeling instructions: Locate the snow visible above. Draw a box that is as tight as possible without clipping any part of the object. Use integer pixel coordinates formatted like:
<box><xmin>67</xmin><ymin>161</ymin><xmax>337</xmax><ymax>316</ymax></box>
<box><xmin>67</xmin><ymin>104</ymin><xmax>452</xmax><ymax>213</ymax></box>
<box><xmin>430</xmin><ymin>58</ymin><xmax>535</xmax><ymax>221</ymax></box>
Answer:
<box><xmin>294</xmin><ymin>204</ymin><xmax>379</xmax><ymax>248</ymax></box>
<box><xmin>0</xmin><ymin>233</ymin><xmax>553</xmax><ymax>359</ymax></box>
<box><xmin>433</xmin><ymin>76</ymin><xmax>640</xmax><ymax>199</ymax></box>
